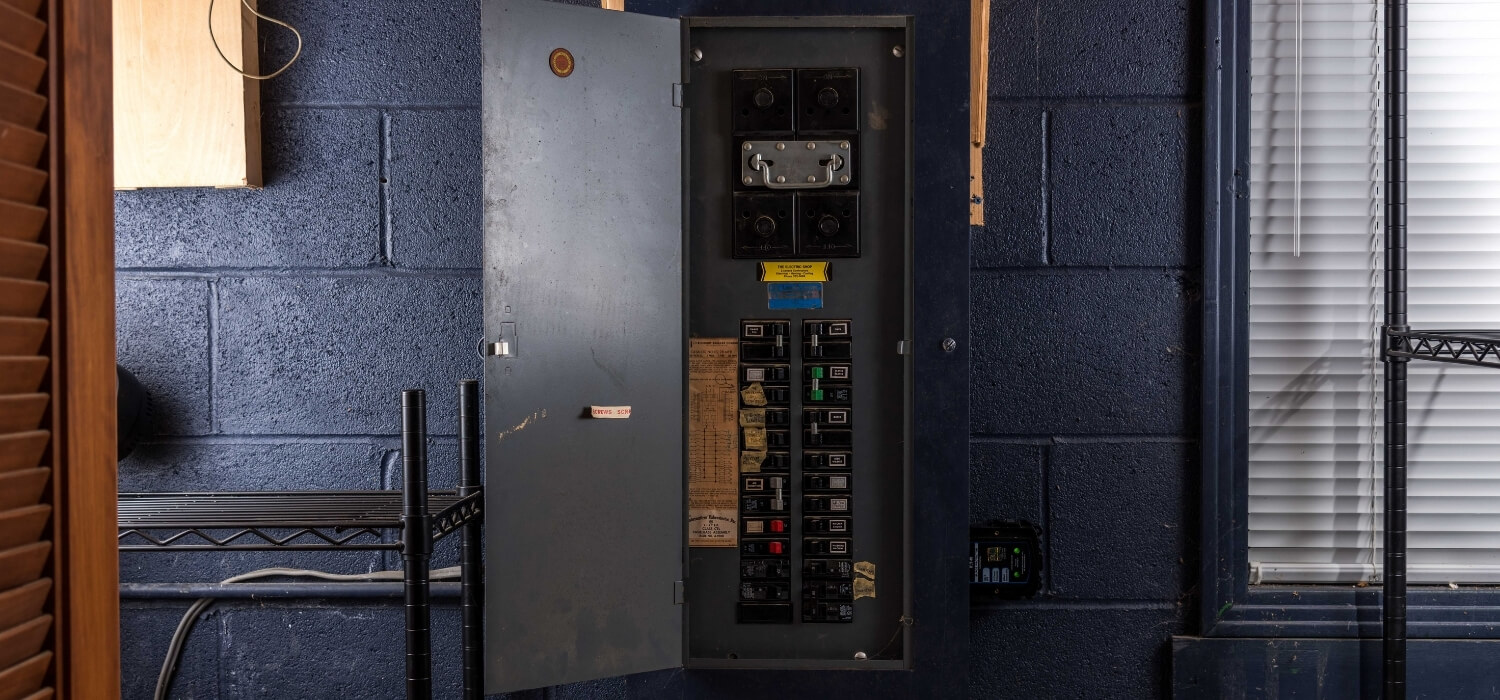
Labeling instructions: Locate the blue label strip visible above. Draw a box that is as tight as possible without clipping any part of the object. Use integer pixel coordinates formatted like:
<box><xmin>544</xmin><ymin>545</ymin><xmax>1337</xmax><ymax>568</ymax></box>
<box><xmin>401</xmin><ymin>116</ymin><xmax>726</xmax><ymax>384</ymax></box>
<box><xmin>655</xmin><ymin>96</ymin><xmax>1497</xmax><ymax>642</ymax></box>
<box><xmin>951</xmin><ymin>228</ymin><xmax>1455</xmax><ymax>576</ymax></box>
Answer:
<box><xmin>767</xmin><ymin>282</ymin><xmax>823</xmax><ymax>310</ymax></box>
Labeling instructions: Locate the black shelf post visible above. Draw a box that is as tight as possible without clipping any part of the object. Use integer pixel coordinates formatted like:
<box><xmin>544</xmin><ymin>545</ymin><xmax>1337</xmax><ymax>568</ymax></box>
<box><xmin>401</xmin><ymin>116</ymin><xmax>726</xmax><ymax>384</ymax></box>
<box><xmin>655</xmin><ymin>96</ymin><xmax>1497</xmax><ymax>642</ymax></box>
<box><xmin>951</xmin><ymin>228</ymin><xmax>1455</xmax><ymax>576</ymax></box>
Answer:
<box><xmin>458</xmin><ymin>380</ymin><xmax>485</xmax><ymax>700</ymax></box>
<box><xmin>1383</xmin><ymin>0</ymin><xmax>1410</xmax><ymax>695</ymax></box>
<box><xmin>402</xmin><ymin>389</ymin><xmax>434</xmax><ymax>700</ymax></box>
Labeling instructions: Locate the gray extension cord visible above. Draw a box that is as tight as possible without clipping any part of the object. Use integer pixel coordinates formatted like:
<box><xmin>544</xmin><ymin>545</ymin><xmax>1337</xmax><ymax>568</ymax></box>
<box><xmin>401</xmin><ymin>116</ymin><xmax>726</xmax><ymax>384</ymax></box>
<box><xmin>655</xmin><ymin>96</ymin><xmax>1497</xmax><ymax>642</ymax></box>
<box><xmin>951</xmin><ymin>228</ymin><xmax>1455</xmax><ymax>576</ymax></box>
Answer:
<box><xmin>154</xmin><ymin>566</ymin><xmax>461</xmax><ymax>700</ymax></box>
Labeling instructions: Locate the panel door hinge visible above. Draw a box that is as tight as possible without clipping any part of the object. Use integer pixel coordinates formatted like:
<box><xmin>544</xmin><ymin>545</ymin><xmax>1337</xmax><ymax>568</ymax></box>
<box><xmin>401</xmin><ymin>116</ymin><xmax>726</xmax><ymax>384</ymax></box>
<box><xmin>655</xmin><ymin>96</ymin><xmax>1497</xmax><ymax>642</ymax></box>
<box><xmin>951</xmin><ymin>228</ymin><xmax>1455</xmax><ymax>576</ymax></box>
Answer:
<box><xmin>672</xmin><ymin>83</ymin><xmax>685</xmax><ymax>108</ymax></box>
<box><xmin>674</xmin><ymin>580</ymin><xmax>685</xmax><ymax>605</ymax></box>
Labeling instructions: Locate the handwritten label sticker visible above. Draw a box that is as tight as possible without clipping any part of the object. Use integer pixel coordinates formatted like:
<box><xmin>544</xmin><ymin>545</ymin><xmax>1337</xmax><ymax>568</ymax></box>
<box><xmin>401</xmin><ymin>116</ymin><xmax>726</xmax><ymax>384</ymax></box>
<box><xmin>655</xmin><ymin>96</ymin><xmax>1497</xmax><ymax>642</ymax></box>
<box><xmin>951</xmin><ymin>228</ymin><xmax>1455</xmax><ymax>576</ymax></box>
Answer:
<box><xmin>740</xmin><ymin>450</ymin><xmax>767</xmax><ymax>472</ymax></box>
<box><xmin>740</xmin><ymin>382</ymin><xmax>768</xmax><ymax>407</ymax></box>
<box><xmin>589</xmin><ymin>405</ymin><xmax>632</xmax><ymax>419</ymax></box>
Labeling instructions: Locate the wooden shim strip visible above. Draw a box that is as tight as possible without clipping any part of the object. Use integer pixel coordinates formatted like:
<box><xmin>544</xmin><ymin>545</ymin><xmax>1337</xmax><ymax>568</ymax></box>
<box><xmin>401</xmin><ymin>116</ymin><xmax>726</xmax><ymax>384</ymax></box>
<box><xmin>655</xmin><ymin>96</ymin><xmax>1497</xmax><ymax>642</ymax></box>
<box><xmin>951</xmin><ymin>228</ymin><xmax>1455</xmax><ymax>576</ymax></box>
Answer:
<box><xmin>969</xmin><ymin>0</ymin><xmax>991</xmax><ymax>226</ymax></box>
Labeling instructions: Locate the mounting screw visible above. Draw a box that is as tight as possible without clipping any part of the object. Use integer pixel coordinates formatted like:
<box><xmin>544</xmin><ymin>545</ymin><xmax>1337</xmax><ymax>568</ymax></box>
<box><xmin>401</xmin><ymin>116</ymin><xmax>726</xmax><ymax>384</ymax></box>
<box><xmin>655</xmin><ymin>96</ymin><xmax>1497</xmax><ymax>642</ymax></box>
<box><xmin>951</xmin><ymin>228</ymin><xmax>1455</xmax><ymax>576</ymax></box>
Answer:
<box><xmin>807</xmin><ymin>175</ymin><xmax>817</xmax><ymax>183</ymax></box>
<box><xmin>840</xmin><ymin>141</ymin><xmax>850</xmax><ymax>150</ymax></box>
<box><xmin>742</xmin><ymin>176</ymin><xmax>754</xmax><ymax>185</ymax></box>
<box><xmin>892</xmin><ymin>45</ymin><xmax>905</xmax><ymax>58</ymax></box>
<box><xmin>854</xmin><ymin>652</ymin><xmax>868</xmax><ymax>660</ymax></box>
<box><xmin>942</xmin><ymin>338</ymin><xmax>957</xmax><ymax>352</ymax></box>
<box><xmin>776</xmin><ymin>175</ymin><xmax>786</xmax><ymax>184</ymax></box>
<box><xmin>742</xmin><ymin>142</ymin><xmax>753</xmax><ymax>151</ymax></box>
<box><xmin>691</xmin><ymin>48</ymin><xmax>703</xmax><ymax>62</ymax></box>
<box><xmin>776</xmin><ymin>142</ymin><xmax>786</xmax><ymax>151</ymax></box>
<box><xmin>839</xmin><ymin>175</ymin><xmax>850</xmax><ymax>184</ymax></box>
<box><xmin>806</xmin><ymin>142</ymin><xmax>817</xmax><ymax>150</ymax></box>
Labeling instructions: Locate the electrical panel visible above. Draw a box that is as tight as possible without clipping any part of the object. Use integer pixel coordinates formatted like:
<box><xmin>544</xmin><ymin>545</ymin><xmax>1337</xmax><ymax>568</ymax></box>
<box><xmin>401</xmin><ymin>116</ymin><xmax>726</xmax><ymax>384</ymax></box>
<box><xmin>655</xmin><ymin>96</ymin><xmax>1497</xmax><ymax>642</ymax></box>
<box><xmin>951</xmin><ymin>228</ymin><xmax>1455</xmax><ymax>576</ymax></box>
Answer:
<box><xmin>480</xmin><ymin>1</ymin><xmax>914</xmax><ymax>693</ymax></box>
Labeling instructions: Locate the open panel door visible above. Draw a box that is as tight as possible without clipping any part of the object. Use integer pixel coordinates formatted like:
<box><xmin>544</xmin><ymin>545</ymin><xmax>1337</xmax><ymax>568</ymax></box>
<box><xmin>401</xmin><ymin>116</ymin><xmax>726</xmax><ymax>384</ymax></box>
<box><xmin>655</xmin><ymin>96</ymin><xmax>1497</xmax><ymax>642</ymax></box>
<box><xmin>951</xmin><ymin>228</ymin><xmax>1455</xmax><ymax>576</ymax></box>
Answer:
<box><xmin>480</xmin><ymin>0</ymin><xmax>683</xmax><ymax>693</ymax></box>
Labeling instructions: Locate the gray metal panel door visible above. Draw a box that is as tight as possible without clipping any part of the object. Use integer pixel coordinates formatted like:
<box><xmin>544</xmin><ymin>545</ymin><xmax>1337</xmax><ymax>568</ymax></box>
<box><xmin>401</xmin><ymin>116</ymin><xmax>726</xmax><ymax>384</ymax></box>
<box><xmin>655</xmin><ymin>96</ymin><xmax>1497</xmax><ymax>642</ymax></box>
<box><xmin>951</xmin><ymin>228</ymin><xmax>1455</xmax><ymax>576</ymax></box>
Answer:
<box><xmin>480</xmin><ymin>0</ymin><xmax>682</xmax><ymax>693</ymax></box>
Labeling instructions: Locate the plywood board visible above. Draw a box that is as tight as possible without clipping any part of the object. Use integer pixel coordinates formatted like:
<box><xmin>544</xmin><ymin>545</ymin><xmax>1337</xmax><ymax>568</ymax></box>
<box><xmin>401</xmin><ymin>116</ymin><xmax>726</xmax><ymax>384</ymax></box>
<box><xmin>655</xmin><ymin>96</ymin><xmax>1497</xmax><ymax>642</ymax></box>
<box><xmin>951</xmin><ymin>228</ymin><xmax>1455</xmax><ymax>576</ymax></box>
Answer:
<box><xmin>113</xmin><ymin>0</ymin><xmax>262</xmax><ymax>188</ymax></box>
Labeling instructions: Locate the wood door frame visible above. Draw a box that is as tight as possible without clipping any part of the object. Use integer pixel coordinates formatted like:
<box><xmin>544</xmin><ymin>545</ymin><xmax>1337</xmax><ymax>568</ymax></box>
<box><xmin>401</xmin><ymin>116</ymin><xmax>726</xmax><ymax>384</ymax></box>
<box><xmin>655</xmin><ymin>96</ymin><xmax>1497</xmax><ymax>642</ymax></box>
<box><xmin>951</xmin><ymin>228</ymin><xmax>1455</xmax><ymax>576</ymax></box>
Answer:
<box><xmin>46</xmin><ymin>0</ymin><xmax>118</xmax><ymax>695</ymax></box>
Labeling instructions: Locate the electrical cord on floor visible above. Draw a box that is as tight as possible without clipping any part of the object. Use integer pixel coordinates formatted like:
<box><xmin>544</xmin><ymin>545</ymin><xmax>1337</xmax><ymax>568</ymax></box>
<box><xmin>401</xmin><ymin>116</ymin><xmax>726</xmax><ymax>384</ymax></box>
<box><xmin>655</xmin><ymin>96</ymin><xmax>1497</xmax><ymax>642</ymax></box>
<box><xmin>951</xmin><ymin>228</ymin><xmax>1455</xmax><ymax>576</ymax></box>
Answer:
<box><xmin>154</xmin><ymin>566</ymin><xmax>461</xmax><ymax>700</ymax></box>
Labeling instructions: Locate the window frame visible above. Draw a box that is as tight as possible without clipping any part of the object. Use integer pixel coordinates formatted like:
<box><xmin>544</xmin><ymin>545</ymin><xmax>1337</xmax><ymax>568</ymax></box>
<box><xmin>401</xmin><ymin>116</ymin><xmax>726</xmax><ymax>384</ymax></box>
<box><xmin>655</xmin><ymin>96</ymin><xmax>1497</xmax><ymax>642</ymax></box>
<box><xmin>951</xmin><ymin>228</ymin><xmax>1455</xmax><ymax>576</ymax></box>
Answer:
<box><xmin>1198</xmin><ymin>0</ymin><xmax>1500</xmax><ymax>639</ymax></box>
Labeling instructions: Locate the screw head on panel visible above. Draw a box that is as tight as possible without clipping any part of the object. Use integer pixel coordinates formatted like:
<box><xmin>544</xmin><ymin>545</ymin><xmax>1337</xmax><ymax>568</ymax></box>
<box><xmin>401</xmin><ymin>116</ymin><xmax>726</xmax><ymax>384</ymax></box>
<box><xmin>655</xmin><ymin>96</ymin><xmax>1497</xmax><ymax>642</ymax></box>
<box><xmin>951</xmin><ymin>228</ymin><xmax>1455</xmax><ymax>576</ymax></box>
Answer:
<box><xmin>743</xmin><ymin>142</ymin><xmax>753</xmax><ymax>151</ymax></box>
<box><xmin>806</xmin><ymin>142</ymin><xmax>817</xmax><ymax>150</ymax></box>
<box><xmin>776</xmin><ymin>175</ymin><xmax>786</xmax><ymax>183</ymax></box>
<box><xmin>854</xmin><ymin>652</ymin><xmax>868</xmax><ymax>660</ymax></box>
<box><xmin>776</xmin><ymin>142</ymin><xmax>786</xmax><ymax>151</ymax></box>
<box><xmin>892</xmin><ymin>45</ymin><xmax>905</xmax><ymax>58</ymax></box>
<box><xmin>743</xmin><ymin>176</ymin><xmax>754</xmax><ymax>185</ymax></box>
<box><xmin>840</xmin><ymin>141</ymin><xmax>850</xmax><ymax>150</ymax></box>
<box><xmin>942</xmin><ymin>338</ymin><xmax>958</xmax><ymax>352</ymax></box>
<box><xmin>839</xmin><ymin>175</ymin><xmax>850</xmax><ymax>184</ymax></box>
<box><xmin>807</xmin><ymin>175</ymin><xmax>817</xmax><ymax>183</ymax></box>
<box><xmin>691</xmin><ymin>48</ymin><xmax>703</xmax><ymax>62</ymax></box>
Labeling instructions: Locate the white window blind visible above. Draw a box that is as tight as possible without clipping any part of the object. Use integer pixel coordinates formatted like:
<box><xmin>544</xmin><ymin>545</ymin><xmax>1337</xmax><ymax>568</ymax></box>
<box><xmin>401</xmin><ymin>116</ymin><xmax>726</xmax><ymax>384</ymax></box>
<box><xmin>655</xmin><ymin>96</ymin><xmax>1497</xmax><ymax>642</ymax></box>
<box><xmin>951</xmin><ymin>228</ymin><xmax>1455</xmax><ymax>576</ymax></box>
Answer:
<box><xmin>1249</xmin><ymin>0</ymin><xmax>1500</xmax><ymax>584</ymax></box>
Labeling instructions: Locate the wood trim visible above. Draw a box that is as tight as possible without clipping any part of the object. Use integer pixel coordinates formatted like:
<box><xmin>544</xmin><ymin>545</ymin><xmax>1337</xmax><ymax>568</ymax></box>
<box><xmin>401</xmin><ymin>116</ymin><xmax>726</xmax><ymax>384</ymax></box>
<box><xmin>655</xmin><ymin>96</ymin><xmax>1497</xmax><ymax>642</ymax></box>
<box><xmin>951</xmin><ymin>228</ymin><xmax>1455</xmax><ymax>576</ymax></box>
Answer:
<box><xmin>0</xmin><ymin>356</ymin><xmax>48</xmax><ymax>394</ymax></box>
<box><xmin>50</xmin><ymin>0</ymin><xmax>119</xmax><ymax>694</ymax></box>
<box><xmin>969</xmin><ymin>0</ymin><xmax>990</xmax><ymax>226</ymax></box>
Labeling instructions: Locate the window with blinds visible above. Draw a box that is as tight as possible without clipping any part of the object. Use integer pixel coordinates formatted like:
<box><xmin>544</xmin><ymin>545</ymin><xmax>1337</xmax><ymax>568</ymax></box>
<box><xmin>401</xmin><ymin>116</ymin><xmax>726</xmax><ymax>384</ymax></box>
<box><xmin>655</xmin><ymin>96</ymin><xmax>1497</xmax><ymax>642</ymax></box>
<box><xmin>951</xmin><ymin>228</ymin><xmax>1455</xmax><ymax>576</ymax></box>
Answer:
<box><xmin>1250</xmin><ymin>0</ymin><xmax>1500</xmax><ymax>583</ymax></box>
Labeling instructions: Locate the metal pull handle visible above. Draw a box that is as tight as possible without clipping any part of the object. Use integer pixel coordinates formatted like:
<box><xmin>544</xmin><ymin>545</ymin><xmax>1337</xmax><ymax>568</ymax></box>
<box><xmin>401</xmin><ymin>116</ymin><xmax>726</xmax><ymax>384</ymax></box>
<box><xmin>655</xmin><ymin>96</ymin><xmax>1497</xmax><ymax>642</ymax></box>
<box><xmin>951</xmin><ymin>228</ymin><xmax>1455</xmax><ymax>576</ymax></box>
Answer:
<box><xmin>749</xmin><ymin>153</ymin><xmax>846</xmax><ymax>190</ymax></box>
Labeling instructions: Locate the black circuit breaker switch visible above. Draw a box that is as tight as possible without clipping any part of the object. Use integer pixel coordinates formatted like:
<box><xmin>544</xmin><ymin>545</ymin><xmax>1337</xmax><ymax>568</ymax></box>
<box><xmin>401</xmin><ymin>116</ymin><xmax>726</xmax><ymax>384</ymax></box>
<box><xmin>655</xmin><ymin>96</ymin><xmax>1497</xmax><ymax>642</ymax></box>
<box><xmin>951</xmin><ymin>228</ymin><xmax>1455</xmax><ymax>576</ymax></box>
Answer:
<box><xmin>803</xmin><ymin>473</ymin><xmax>851</xmax><ymax>492</ymax></box>
<box><xmin>740</xmin><ymin>582</ymin><xmax>792</xmax><ymax>602</ymax></box>
<box><xmin>970</xmin><ymin>521</ymin><xmax>1043</xmax><ymax>600</ymax></box>
<box><xmin>742</xmin><ymin>517</ymin><xmax>789</xmax><ymax>536</ymax></box>
<box><xmin>805</xmin><ymin>517</ymin><xmax>851</xmax><ymax>534</ymax></box>
<box><xmin>803</xmin><ymin>408</ymin><xmax>852</xmax><ymax>427</ymax></box>
<box><xmin>803</xmin><ymin>538</ymin><xmax>852</xmax><ymax>556</ymax></box>
<box><xmin>804</xmin><ymin>451</ymin><xmax>851</xmax><ymax>471</ymax></box>
<box><xmin>741</xmin><ymin>558</ymin><xmax>793</xmax><ymax>580</ymax></box>
<box><xmin>804</xmin><ymin>558</ymin><xmax>854</xmax><ymax>579</ymax></box>
<box><xmin>803</xmin><ymin>495</ymin><xmax>852</xmax><ymax>514</ymax></box>
<box><xmin>740</xmin><ymin>319</ymin><xmax>791</xmax><ymax>359</ymax></box>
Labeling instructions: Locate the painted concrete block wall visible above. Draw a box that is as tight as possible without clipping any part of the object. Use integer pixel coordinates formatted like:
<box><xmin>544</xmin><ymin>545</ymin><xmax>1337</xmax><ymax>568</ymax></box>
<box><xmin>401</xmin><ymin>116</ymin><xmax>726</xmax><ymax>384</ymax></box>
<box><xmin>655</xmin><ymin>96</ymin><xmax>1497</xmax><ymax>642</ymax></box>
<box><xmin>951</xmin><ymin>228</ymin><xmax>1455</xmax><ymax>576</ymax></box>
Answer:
<box><xmin>968</xmin><ymin>1</ymin><xmax>1200</xmax><ymax>698</ymax></box>
<box><xmin>114</xmin><ymin>0</ymin><xmax>1200</xmax><ymax>698</ymax></box>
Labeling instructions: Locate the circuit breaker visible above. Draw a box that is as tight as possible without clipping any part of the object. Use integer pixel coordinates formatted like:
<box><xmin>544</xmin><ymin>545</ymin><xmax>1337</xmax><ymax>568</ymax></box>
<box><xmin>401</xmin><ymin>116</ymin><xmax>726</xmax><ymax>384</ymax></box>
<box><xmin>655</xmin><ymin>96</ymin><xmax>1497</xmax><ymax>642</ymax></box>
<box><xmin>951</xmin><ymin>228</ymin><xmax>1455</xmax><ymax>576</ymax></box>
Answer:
<box><xmin>480</xmin><ymin>0</ymin><xmax>915</xmax><ymax>693</ymax></box>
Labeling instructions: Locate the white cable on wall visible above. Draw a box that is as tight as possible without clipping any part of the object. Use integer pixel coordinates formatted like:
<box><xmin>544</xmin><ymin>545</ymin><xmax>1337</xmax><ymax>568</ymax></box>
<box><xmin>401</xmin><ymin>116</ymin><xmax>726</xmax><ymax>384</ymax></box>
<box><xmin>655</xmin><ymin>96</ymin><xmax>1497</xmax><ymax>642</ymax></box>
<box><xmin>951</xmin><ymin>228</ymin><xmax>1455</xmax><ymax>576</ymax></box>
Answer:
<box><xmin>154</xmin><ymin>566</ymin><xmax>461</xmax><ymax>700</ymax></box>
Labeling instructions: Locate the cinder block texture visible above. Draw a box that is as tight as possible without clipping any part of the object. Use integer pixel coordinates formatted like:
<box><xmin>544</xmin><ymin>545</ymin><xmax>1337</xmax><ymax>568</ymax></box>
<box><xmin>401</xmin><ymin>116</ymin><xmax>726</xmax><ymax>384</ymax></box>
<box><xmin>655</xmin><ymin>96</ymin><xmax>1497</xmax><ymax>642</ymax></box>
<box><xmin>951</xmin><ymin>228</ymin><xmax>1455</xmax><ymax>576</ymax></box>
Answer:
<box><xmin>1049</xmin><ymin>442</ymin><xmax>1193</xmax><ymax>599</ymax></box>
<box><xmin>388</xmin><ymin>109</ymin><xmax>483</xmax><ymax>269</ymax></box>
<box><xmin>256</xmin><ymin>0</ymin><xmax>482</xmax><ymax>106</ymax></box>
<box><xmin>985</xmin><ymin>0</ymin><xmax>1195</xmax><ymax>98</ymax></box>
<box><xmin>214</xmin><ymin>276</ymin><xmax>482</xmax><ymax>435</ymax></box>
<box><xmin>117</xmin><ymin>279</ymin><xmax>212</xmax><ymax>436</ymax></box>
<box><xmin>115</xmin><ymin>109</ymin><xmax>381</xmax><ymax>269</ymax></box>
<box><xmin>1050</xmin><ymin>106</ymin><xmax>1194</xmax><ymax>267</ymax></box>
<box><xmin>970</xmin><ymin>608</ymin><xmax>1181</xmax><ymax>700</ymax></box>
<box><xmin>218</xmin><ymin>604</ymin><xmax>464</xmax><ymax>700</ymax></box>
<box><xmin>969</xmin><ymin>443</ymin><xmax>1043</xmax><ymax>525</ymax></box>
<box><xmin>122</xmin><ymin>604</ymin><xmax>221</xmax><ymax>700</ymax></box>
<box><xmin>974</xmin><ymin>105</ymin><xmax>1045</xmax><ymax>268</ymax></box>
<box><xmin>971</xmin><ymin>270</ymin><xmax>1195</xmax><ymax>435</ymax></box>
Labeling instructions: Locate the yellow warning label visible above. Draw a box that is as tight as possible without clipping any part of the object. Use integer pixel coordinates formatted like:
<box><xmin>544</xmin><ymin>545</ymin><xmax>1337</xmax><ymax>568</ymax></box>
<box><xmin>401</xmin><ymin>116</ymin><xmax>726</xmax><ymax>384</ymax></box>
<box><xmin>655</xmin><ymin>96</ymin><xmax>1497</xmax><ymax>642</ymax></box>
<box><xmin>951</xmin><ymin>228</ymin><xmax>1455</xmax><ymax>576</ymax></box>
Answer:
<box><xmin>759</xmin><ymin>261</ymin><xmax>830</xmax><ymax>282</ymax></box>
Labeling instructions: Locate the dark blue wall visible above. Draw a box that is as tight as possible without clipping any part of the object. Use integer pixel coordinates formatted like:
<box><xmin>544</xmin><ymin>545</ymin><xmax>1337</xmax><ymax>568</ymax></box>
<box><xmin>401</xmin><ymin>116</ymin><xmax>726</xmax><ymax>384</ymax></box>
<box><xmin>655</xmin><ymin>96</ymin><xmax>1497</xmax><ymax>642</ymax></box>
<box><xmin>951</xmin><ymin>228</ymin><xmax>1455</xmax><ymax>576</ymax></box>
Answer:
<box><xmin>114</xmin><ymin>0</ymin><xmax>1201</xmax><ymax>698</ymax></box>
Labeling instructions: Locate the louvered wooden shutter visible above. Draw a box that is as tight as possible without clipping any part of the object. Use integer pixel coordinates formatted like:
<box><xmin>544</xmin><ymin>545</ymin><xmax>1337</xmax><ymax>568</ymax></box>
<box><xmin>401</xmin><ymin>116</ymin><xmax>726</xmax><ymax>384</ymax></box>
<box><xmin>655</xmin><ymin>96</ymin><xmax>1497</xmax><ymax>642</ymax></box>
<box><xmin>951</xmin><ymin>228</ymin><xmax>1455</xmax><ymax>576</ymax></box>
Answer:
<box><xmin>1</xmin><ymin>0</ymin><xmax>118</xmax><ymax>696</ymax></box>
<box><xmin>0</xmin><ymin>0</ymin><xmax>61</xmax><ymax>696</ymax></box>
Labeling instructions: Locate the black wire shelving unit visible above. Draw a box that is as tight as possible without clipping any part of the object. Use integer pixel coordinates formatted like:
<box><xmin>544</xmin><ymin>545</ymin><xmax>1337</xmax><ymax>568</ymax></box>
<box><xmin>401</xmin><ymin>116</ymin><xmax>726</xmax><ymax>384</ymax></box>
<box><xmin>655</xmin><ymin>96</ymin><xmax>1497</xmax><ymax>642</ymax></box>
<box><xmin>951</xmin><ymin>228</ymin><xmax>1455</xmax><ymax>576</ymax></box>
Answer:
<box><xmin>117</xmin><ymin>382</ymin><xmax>486</xmax><ymax>700</ymax></box>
